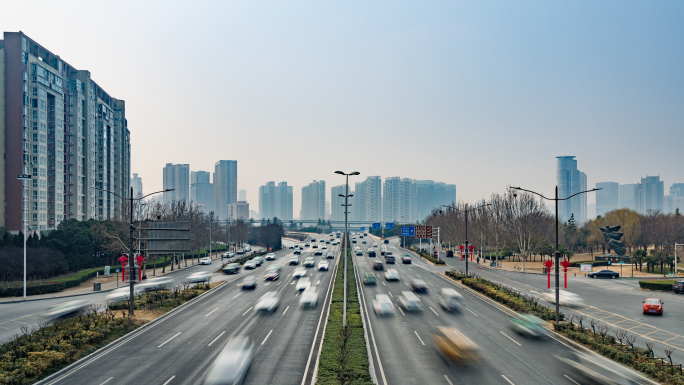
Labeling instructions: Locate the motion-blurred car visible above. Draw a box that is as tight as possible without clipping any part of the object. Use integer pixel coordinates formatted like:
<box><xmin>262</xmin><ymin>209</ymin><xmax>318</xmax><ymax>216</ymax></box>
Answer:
<box><xmin>187</xmin><ymin>272</ymin><xmax>211</xmax><ymax>283</ymax></box>
<box><xmin>224</xmin><ymin>251</ymin><xmax>235</xmax><ymax>258</ymax></box>
<box><xmin>289</xmin><ymin>256</ymin><xmax>300</xmax><ymax>265</ymax></box>
<box><xmin>411</xmin><ymin>279</ymin><xmax>429</xmax><ymax>293</ymax></box>
<box><xmin>137</xmin><ymin>277</ymin><xmax>172</xmax><ymax>292</ymax></box>
<box><xmin>300</xmin><ymin>289</ymin><xmax>318</xmax><ymax>308</ymax></box>
<box><xmin>289</xmin><ymin>245</ymin><xmax>295</xmax><ymax>249</ymax></box>
<box><xmin>541</xmin><ymin>290</ymin><xmax>583</xmax><ymax>307</ymax></box>
<box><xmin>643</xmin><ymin>298</ymin><xmax>664</xmax><ymax>315</ymax></box>
<box><xmin>314</xmin><ymin>250</ymin><xmax>323</xmax><ymax>256</ymax></box>
<box><xmin>304</xmin><ymin>243</ymin><xmax>310</xmax><ymax>247</ymax></box>
<box><xmin>385</xmin><ymin>256</ymin><xmax>395</xmax><ymax>264</ymax></box>
<box><xmin>318</xmin><ymin>261</ymin><xmax>329</xmax><ymax>271</ymax></box>
<box><xmin>304</xmin><ymin>257</ymin><xmax>316</xmax><ymax>267</ymax></box>
<box><xmin>265</xmin><ymin>253</ymin><xmax>276</xmax><ymax>261</ymax></box>
<box><xmin>368</xmin><ymin>250</ymin><xmax>377</xmax><ymax>257</ymax></box>
<box><xmin>223</xmin><ymin>263</ymin><xmax>241</xmax><ymax>274</ymax></box>
<box><xmin>244</xmin><ymin>261</ymin><xmax>257</xmax><ymax>270</ymax></box>
<box><xmin>200</xmin><ymin>257</ymin><xmax>212</xmax><ymax>265</ymax></box>
<box><xmin>203</xmin><ymin>337</ymin><xmax>253</xmax><ymax>385</ymax></box>
<box><xmin>587</xmin><ymin>269</ymin><xmax>619</xmax><ymax>279</ymax></box>
<box><xmin>255</xmin><ymin>292</ymin><xmax>280</xmax><ymax>313</ymax></box>
<box><xmin>355</xmin><ymin>249</ymin><xmax>363</xmax><ymax>256</ymax></box>
<box><xmin>321</xmin><ymin>245</ymin><xmax>327</xmax><ymax>249</ymax></box>
<box><xmin>373</xmin><ymin>294</ymin><xmax>396</xmax><ymax>316</ymax></box>
<box><xmin>363</xmin><ymin>272</ymin><xmax>376</xmax><ymax>285</ymax></box>
<box><xmin>296</xmin><ymin>277</ymin><xmax>311</xmax><ymax>291</ymax></box>
<box><xmin>373</xmin><ymin>261</ymin><xmax>384</xmax><ymax>271</ymax></box>
<box><xmin>326</xmin><ymin>252</ymin><xmax>334</xmax><ymax>259</ymax></box>
<box><xmin>294</xmin><ymin>249</ymin><xmax>302</xmax><ymax>255</ymax></box>
<box><xmin>312</xmin><ymin>244</ymin><xmax>318</xmax><ymax>249</ymax></box>
<box><xmin>437</xmin><ymin>288</ymin><xmax>463</xmax><ymax>312</ymax></box>
<box><xmin>292</xmin><ymin>267</ymin><xmax>307</xmax><ymax>278</ymax></box>
<box><xmin>510</xmin><ymin>314</ymin><xmax>546</xmax><ymax>338</ymax></box>
<box><xmin>432</xmin><ymin>326</ymin><xmax>480</xmax><ymax>365</ymax></box>
<box><xmin>384</xmin><ymin>239</ymin><xmax>389</xmax><ymax>244</ymax></box>
<box><xmin>373</xmin><ymin>243</ymin><xmax>378</xmax><ymax>248</ymax></box>
<box><xmin>384</xmin><ymin>269</ymin><xmax>400</xmax><ymax>281</ymax></box>
<box><xmin>672</xmin><ymin>281</ymin><xmax>684</xmax><ymax>293</ymax></box>
<box><xmin>44</xmin><ymin>300</ymin><xmax>89</xmax><ymax>320</ymax></box>
<box><xmin>241</xmin><ymin>276</ymin><xmax>257</xmax><ymax>290</ymax></box>
<box><xmin>398</xmin><ymin>291</ymin><xmax>423</xmax><ymax>311</ymax></box>
<box><xmin>556</xmin><ymin>351</ymin><xmax>652</xmax><ymax>385</ymax></box>
<box><xmin>252</xmin><ymin>256</ymin><xmax>264</xmax><ymax>266</ymax></box>
<box><xmin>402</xmin><ymin>255</ymin><xmax>412</xmax><ymax>264</ymax></box>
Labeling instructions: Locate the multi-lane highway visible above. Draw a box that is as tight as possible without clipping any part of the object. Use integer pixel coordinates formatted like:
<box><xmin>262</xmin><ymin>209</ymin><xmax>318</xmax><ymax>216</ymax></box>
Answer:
<box><xmin>355</xmin><ymin>235</ymin><xmax>656</xmax><ymax>385</ymax></box>
<box><xmin>435</xmin><ymin>248</ymin><xmax>684</xmax><ymax>365</ymax></box>
<box><xmin>32</xmin><ymin>235</ymin><xmax>340</xmax><ymax>385</ymax></box>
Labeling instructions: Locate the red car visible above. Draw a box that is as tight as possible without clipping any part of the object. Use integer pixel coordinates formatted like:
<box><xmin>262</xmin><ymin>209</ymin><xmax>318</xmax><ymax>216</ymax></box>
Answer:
<box><xmin>643</xmin><ymin>298</ymin><xmax>664</xmax><ymax>315</ymax></box>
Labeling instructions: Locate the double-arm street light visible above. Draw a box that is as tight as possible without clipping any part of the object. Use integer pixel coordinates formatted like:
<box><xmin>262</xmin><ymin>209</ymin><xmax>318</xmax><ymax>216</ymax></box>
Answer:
<box><xmin>96</xmin><ymin>187</ymin><xmax>173</xmax><ymax>316</ymax></box>
<box><xmin>441</xmin><ymin>202</ymin><xmax>491</xmax><ymax>277</ymax></box>
<box><xmin>335</xmin><ymin>170</ymin><xmax>360</xmax><ymax>328</ymax></box>
<box><xmin>510</xmin><ymin>185</ymin><xmax>600</xmax><ymax>323</ymax></box>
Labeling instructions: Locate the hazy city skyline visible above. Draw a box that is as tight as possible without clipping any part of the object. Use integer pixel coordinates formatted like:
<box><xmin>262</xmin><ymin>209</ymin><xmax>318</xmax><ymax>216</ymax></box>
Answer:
<box><xmin>2</xmin><ymin>1</ymin><xmax>682</xmax><ymax>219</ymax></box>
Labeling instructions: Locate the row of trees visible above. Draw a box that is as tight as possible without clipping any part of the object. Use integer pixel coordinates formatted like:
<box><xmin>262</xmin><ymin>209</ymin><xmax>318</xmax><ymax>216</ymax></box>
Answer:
<box><xmin>0</xmin><ymin>199</ymin><xmax>284</xmax><ymax>283</ymax></box>
<box><xmin>424</xmin><ymin>188</ymin><xmax>684</xmax><ymax>273</ymax></box>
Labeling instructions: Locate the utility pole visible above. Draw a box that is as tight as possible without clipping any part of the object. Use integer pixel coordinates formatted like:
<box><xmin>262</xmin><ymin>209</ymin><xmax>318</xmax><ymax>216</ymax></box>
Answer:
<box><xmin>335</xmin><ymin>171</ymin><xmax>359</xmax><ymax>328</ymax></box>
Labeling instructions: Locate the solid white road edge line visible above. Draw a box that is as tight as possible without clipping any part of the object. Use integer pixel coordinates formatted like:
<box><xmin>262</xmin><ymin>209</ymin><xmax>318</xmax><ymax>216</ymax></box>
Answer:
<box><xmin>208</xmin><ymin>331</ymin><xmax>225</xmax><ymax>347</ymax></box>
<box><xmin>158</xmin><ymin>332</ymin><xmax>182</xmax><ymax>348</ymax></box>
<box><xmin>500</xmin><ymin>331</ymin><xmax>522</xmax><ymax>347</ymax></box>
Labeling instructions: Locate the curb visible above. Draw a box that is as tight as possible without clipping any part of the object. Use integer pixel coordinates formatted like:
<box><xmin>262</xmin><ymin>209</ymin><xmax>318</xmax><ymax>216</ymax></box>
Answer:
<box><xmin>35</xmin><ymin>280</ymin><xmax>228</xmax><ymax>385</ymax></box>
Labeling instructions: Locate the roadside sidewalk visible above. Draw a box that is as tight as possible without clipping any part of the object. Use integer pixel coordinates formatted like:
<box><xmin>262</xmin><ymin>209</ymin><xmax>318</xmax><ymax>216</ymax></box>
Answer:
<box><xmin>0</xmin><ymin>249</ymin><xmax>233</xmax><ymax>304</ymax></box>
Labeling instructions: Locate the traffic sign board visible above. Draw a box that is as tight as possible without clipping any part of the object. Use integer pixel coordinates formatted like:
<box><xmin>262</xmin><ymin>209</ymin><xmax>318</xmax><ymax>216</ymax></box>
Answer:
<box><xmin>415</xmin><ymin>225</ymin><xmax>433</xmax><ymax>239</ymax></box>
<box><xmin>17</xmin><ymin>174</ymin><xmax>32</xmax><ymax>179</ymax></box>
<box><xmin>386</xmin><ymin>223</ymin><xmax>394</xmax><ymax>230</ymax></box>
<box><xmin>401</xmin><ymin>226</ymin><xmax>415</xmax><ymax>237</ymax></box>
<box><xmin>372</xmin><ymin>223</ymin><xmax>381</xmax><ymax>230</ymax></box>
<box><xmin>360</xmin><ymin>227</ymin><xmax>365</xmax><ymax>231</ymax></box>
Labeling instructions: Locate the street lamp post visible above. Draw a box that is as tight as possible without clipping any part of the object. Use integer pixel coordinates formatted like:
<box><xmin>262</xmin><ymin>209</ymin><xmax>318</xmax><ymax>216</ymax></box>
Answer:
<box><xmin>96</xmin><ymin>187</ymin><xmax>173</xmax><ymax>316</ymax></box>
<box><xmin>335</xmin><ymin>170</ymin><xmax>360</xmax><ymax>328</ymax></box>
<box><xmin>511</xmin><ymin>186</ymin><xmax>599</xmax><ymax>323</ymax></box>
<box><xmin>441</xmin><ymin>203</ymin><xmax>491</xmax><ymax>277</ymax></box>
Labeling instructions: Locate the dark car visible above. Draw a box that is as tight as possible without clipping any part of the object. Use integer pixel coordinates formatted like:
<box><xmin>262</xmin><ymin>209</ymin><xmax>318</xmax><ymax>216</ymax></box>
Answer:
<box><xmin>402</xmin><ymin>255</ymin><xmax>412</xmax><ymax>264</ymax></box>
<box><xmin>384</xmin><ymin>239</ymin><xmax>389</xmax><ymax>244</ymax></box>
<box><xmin>352</xmin><ymin>240</ymin><xmax>357</xmax><ymax>243</ymax></box>
<box><xmin>385</xmin><ymin>256</ymin><xmax>395</xmax><ymax>264</ymax></box>
<box><xmin>587</xmin><ymin>269</ymin><xmax>619</xmax><ymax>279</ymax></box>
<box><xmin>673</xmin><ymin>281</ymin><xmax>684</xmax><ymax>293</ymax></box>
<box><xmin>411</xmin><ymin>279</ymin><xmax>429</xmax><ymax>293</ymax></box>
<box><xmin>368</xmin><ymin>250</ymin><xmax>376</xmax><ymax>257</ymax></box>
<box><xmin>446</xmin><ymin>250</ymin><xmax>454</xmax><ymax>258</ymax></box>
<box><xmin>373</xmin><ymin>261</ymin><xmax>384</xmax><ymax>271</ymax></box>
<box><xmin>313</xmin><ymin>244</ymin><xmax>318</xmax><ymax>248</ymax></box>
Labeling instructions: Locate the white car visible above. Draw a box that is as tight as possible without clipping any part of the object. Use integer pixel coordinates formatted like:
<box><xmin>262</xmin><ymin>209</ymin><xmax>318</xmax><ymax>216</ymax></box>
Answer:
<box><xmin>384</xmin><ymin>269</ymin><xmax>400</xmax><ymax>281</ymax></box>
<box><xmin>187</xmin><ymin>272</ymin><xmax>211</xmax><ymax>283</ymax></box>
<box><xmin>255</xmin><ymin>292</ymin><xmax>280</xmax><ymax>313</ymax></box>
<box><xmin>203</xmin><ymin>337</ymin><xmax>253</xmax><ymax>385</ymax></box>
<box><xmin>398</xmin><ymin>291</ymin><xmax>423</xmax><ymax>312</ymax></box>
<box><xmin>265</xmin><ymin>253</ymin><xmax>276</xmax><ymax>261</ymax></box>
<box><xmin>304</xmin><ymin>257</ymin><xmax>316</xmax><ymax>267</ymax></box>
<box><xmin>321</xmin><ymin>245</ymin><xmax>327</xmax><ymax>249</ymax></box>
<box><xmin>200</xmin><ymin>257</ymin><xmax>212</xmax><ymax>265</ymax></box>
<box><xmin>292</xmin><ymin>268</ymin><xmax>307</xmax><ymax>278</ymax></box>
<box><xmin>373</xmin><ymin>294</ymin><xmax>396</xmax><ymax>316</ymax></box>
<box><xmin>137</xmin><ymin>277</ymin><xmax>172</xmax><ymax>292</ymax></box>
<box><xmin>45</xmin><ymin>300</ymin><xmax>89</xmax><ymax>320</ymax></box>
<box><xmin>296</xmin><ymin>277</ymin><xmax>311</xmax><ymax>291</ymax></box>
<box><xmin>299</xmin><ymin>289</ymin><xmax>318</xmax><ymax>308</ymax></box>
<box><xmin>318</xmin><ymin>261</ymin><xmax>329</xmax><ymax>271</ymax></box>
<box><xmin>541</xmin><ymin>290</ymin><xmax>583</xmax><ymax>307</ymax></box>
<box><xmin>373</xmin><ymin>244</ymin><xmax>378</xmax><ymax>248</ymax></box>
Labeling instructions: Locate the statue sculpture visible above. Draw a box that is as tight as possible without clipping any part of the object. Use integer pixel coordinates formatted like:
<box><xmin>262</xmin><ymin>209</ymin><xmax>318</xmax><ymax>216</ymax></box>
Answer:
<box><xmin>600</xmin><ymin>225</ymin><xmax>627</xmax><ymax>257</ymax></box>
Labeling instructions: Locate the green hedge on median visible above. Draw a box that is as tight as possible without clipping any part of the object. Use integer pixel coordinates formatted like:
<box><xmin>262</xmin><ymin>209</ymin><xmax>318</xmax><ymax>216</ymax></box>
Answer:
<box><xmin>638</xmin><ymin>280</ymin><xmax>676</xmax><ymax>291</ymax></box>
<box><xmin>316</xmin><ymin>250</ymin><xmax>373</xmax><ymax>385</ymax></box>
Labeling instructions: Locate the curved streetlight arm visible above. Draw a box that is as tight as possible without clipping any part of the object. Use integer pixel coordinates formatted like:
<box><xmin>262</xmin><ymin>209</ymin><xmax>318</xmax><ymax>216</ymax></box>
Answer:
<box><xmin>94</xmin><ymin>188</ymin><xmax>173</xmax><ymax>201</ymax></box>
<box><xmin>561</xmin><ymin>188</ymin><xmax>601</xmax><ymax>201</ymax></box>
<box><xmin>510</xmin><ymin>186</ymin><xmax>552</xmax><ymax>201</ymax></box>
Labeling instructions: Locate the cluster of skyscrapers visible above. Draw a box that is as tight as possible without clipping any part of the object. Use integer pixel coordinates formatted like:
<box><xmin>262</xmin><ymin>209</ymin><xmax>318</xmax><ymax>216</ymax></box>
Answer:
<box><xmin>557</xmin><ymin>156</ymin><xmax>682</xmax><ymax>224</ymax></box>
<box><xmin>0</xmin><ymin>32</ymin><xmax>131</xmax><ymax>232</ymax></box>
<box><xmin>159</xmin><ymin>161</ymin><xmax>247</xmax><ymax>220</ymax></box>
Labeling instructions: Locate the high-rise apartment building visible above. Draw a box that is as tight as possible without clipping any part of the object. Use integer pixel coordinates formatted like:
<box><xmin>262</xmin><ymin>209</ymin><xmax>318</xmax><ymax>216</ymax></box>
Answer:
<box><xmin>619</xmin><ymin>184</ymin><xmax>637</xmax><ymax>210</ymax></box>
<box><xmin>213</xmin><ymin>160</ymin><xmax>238</xmax><ymax>220</ymax></box>
<box><xmin>229</xmin><ymin>201</ymin><xmax>249</xmax><ymax>220</ymax></box>
<box><xmin>239</xmin><ymin>189</ymin><xmax>247</xmax><ymax>202</ymax></box>
<box><xmin>301</xmin><ymin>180</ymin><xmax>326</xmax><ymax>220</ymax></box>
<box><xmin>416</xmin><ymin>180</ymin><xmax>457</xmax><ymax>221</ymax></box>
<box><xmin>635</xmin><ymin>175</ymin><xmax>664</xmax><ymax>214</ymax></box>
<box><xmin>131</xmin><ymin>173</ymin><xmax>143</xmax><ymax>199</ymax></box>
<box><xmin>363</xmin><ymin>176</ymin><xmax>382</xmax><ymax>222</ymax></box>
<box><xmin>353</xmin><ymin>181</ymin><xmax>366</xmax><ymax>222</ymax></box>
<box><xmin>383</xmin><ymin>177</ymin><xmax>417</xmax><ymax>223</ymax></box>
<box><xmin>556</xmin><ymin>156</ymin><xmax>587</xmax><ymax>224</ymax></box>
<box><xmin>163</xmin><ymin>163</ymin><xmax>190</xmax><ymax>205</ymax></box>
<box><xmin>190</xmin><ymin>171</ymin><xmax>212</xmax><ymax>214</ymax></box>
<box><xmin>330</xmin><ymin>185</ymin><xmax>347</xmax><ymax>222</ymax></box>
<box><xmin>259</xmin><ymin>181</ymin><xmax>293</xmax><ymax>221</ymax></box>
<box><xmin>595</xmin><ymin>182</ymin><xmax>619</xmax><ymax>217</ymax></box>
<box><xmin>0</xmin><ymin>32</ymin><xmax>130</xmax><ymax>230</ymax></box>
<box><xmin>670</xmin><ymin>184</ymin><xmax>684</xmax><ymax>214</ymax></box>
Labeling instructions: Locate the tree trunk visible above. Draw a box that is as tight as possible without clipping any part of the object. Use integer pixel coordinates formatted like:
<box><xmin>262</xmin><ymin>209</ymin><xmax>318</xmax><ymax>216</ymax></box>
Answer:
<box><xmin>162</xmin><ymin>255</ymin><xmax>167</xmax><ymax>273</ymax></box>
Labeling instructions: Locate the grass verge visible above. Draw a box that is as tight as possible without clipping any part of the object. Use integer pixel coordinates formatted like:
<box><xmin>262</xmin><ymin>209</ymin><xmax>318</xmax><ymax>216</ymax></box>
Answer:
<box><xmin>316</xmin><ymin>250</ymin><xmax>373</xmax><ymax>385</ymax></box>
<box><xmin>0</xmin><ymin>284</ymin><xmax>213</xmax><ymax>384</ymax></box>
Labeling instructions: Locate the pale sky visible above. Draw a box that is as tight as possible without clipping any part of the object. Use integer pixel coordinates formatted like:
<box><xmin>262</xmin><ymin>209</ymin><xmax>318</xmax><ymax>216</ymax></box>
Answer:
<box><xmin>3</xmin><ymin>1</ymin><xmax>683</xmax><ymax>216</ymax></box>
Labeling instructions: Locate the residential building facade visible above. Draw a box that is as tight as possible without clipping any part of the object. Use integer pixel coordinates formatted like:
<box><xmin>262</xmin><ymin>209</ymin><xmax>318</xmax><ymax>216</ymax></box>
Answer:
<box><xmin>0</xmin><ymin>32</ymin><xmax>130</xmax><ymax>231</ymax></box>
<box><xmin>595</xmin><ymin>182</ymin><xmax>619</xmax><ymax>217</ymax></box>
<box><xmin>213</xmin><ymin>160</ymin><xmax>237</xmax><ymax>220</ymax></box>
<box><xmin>163</xmin><ymin>163</ymin><xmax>190</xmax><ymax>205</ymax></box>
<box><xmin>635</xmin><ymin>175</ymin><xmax>664</xmax><ymax>214</ymax></box>
<box><xmin>300</xmin><ymin>180</ymin><xmax>326</xmax><ymax>220</ymax></box>
<box><xmin>556</xmin><ymin>156</ymin><xmax>587</xmax><ymax>224</ymax></box>
<box><xmin>131</xmin><ymin>173</ymin><xmax>143</xmax><ymax>199</ymax></box>
<box><xmin>190</xmin><ymin>170</ymin><xmax>212</xmax><ymax>213</ymax></box>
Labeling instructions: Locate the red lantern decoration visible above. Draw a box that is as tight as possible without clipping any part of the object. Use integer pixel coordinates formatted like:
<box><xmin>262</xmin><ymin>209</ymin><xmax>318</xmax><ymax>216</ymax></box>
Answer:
<box><xmin>469</xmin><ymin>245</ymin><xmax>475</xmax><ymax>261</ymax></box>
<box><xmin>459</xmin><ymin>244</ymin><xmax>465</xmax><ymax>261</ymax></box>
<box><xmin>542</xmin><ymin>259</ymin><xmax>554</xmax><ymax>288</ymax></box>
<box><xmin>560</xmin><ymin>259</ymin><xmax>571</xmax><ymax>288</ymax></box>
